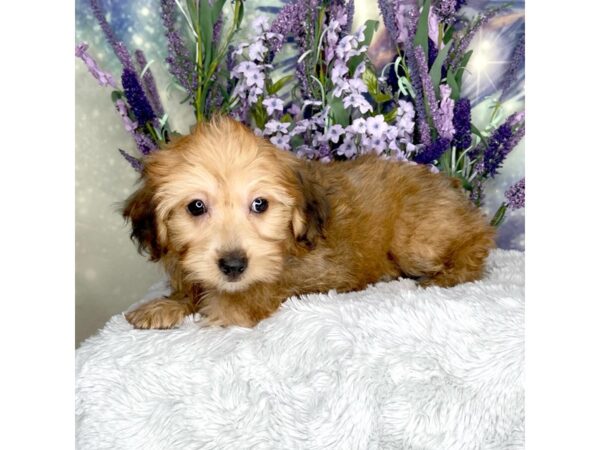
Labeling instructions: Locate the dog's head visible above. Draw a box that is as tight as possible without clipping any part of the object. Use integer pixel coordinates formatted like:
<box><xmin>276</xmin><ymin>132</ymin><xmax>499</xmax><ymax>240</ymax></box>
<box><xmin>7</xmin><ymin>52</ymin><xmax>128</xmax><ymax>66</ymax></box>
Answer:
<box><xmin>123</xmin><ymin>116</ymin><xmax>329</xmax><ymax>292</ymax></box>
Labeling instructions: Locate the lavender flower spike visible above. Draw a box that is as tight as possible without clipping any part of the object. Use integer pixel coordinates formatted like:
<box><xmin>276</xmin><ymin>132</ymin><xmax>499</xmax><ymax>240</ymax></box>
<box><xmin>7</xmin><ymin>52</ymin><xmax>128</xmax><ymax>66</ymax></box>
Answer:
<box><xmin>505</xmin><ymin>178</ymin><xmax>525</xmax><ymax>210</ymax></box>
<box><xmin>121</xmin><ymin>68</ymin><xmax>156</xmax><ymax>126</ymax></box>
<box><xmin>160</xmin><ymin>0</ymin><xmax>198</xmax><ymax>96</ymax></box>
<box><xmin>89</xmin><ymin>0</ymin><xmax>135</xmax><ymax>70</ymax></box>
<box><xmin>499</xmin><ymin>34</ymin><xmax>525</xmax><ymax>101</ymax></box>
<box><xmin>134</xmin><ymin>50</ymin><xmax>165</xmax><ymax>119</ymax></box>
<box><xmin>482</xmin><ymin>113</ymin><xmax>525</xmax><ymax>178</ymax></box>
<box><xmin>118</xmin><ymin>149</ymin><xmax>143</xmax><ymax>172</ymax></box>
<box><xmin>414</xmin><ymin>137</ymin><xmax>450</xmax><ymax>164</ymax></box>
<box><xmin>449</xmin><ymin>6</ymin><xmax>504</xmax><ymax>71</ymax></box>
<box><xmin>75</xmin><ymin>43</ymin><xmax>117</xmax><ymax>88</ymax></box>
<box><xmin>414</xmin><ymin>45</ymin><xmax>446</xmax><ymax>139</ymax></box>
<box><xmin>451</xmin><ymin>98</ymin><xmax>472</xmax><ymax>149</ymax></box>
<box><xmin>404</xmin><ymin>6</ymin><xmax>431</xmax><ymax>145</ymax></box>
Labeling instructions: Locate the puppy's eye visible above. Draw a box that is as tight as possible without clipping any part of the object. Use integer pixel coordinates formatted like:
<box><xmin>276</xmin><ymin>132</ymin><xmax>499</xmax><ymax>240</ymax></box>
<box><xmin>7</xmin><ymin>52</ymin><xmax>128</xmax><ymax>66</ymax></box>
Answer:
<box><xmin>250</xmin><ymin>197</ymin><xmax>269</xmax><ymax>214</ymax></box>
<box><xmin>187</xmin><ymin>199</ymin><xmax>207</xmax><ymax>216</ymax></box>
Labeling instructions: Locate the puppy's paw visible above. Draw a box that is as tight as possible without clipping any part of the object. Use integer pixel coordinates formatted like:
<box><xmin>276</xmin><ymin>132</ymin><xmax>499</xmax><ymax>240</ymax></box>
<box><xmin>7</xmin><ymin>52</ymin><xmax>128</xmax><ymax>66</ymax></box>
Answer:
<box><xmin>125</xmin><ymin>298</ymin><xmax>190</xmax><ymax>329</ymax></box>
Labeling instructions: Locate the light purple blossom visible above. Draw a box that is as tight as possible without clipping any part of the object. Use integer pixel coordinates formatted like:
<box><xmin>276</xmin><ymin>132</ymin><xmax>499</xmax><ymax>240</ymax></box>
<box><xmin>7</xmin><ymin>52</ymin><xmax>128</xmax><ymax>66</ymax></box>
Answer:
<box><xmin>263</xmin><ymin>97</ymin><xmax>284</xmax><ymax>116</ymax></box>
<box><xmin>343</xmin><ymin>93</ymin><xmax>372</xmax><ymax>113</ymax></box>
<box><xmin>75</xmin><ymin>43</ymin><xmax>117</xmax><ymax>88</ymax></box>
<box><xmin>115</xmin><ymin>99</ymin><xmax>138</xmax><ymax>133</ymax></box>
<box><xmin>270</xmin><ymin>133</ymin><xmax>291</xmax><ymax>150</ymax></box>
<box><xmin>331</xmin><ymin>62</ymin><xmax>349</xmax><ymax>84</ymax></box>
<box><xmin>325</xmin><ymin>124</ymin><xmax>345</xmax><ymax>144</ymax></box>
<box><xmin>264</xmin><ymin>120</ymin><xmax>290</xmax><ymax>135</ymax></box>
<box><xmin>248</xmin><ymin>40</ymin><xmax>268</xmax><ymax>61</ymax></box>
<box><xmin>348</xmin><ymin>118</ymin><xmax>367</xmax><ymax>135</ymax></box>
<box><xmin>505</xmin><ymin>178</ymin><xmax>525</xmax><ymax>210</ymax></box>
<box><xmin>290</xmin><ymin>119</ymin><xmax>312</xmax><ymax>136</ymax></box>
<box><xmin>337</xmin><ymin>137</ymin><xmax>358</xmax><ymax>158</ymax></box>
<box><xmin>296</xmin><ymin>145</ymin><xmax>320</xmax><ymax>160</ymax></box>
<box><xmin>428</xmin><ymin>9</ymin><xmax>443</xmax><ymax>49</ymax></box>
<box><xmin>366</xmin><ymin>115</ymin><xmax>388</xmax><ymax>138</ymax></box>
<box><xmin>437</xmin><ymin>84</ymin><xmax>456</xmax><ymax>140</ymax></box>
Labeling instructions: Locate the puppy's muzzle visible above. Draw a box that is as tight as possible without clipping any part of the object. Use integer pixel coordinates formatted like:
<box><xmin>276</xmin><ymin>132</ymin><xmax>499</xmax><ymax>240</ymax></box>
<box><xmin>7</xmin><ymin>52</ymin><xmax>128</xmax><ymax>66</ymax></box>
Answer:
<box><xmin>218</xmin><ymin>250</ymin><xmax>248</xmax><ymax>281</ymax></box>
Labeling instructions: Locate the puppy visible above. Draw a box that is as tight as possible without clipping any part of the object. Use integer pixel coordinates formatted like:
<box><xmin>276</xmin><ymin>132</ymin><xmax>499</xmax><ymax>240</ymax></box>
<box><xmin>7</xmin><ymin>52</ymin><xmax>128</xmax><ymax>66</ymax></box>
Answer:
<box><xmin>123</xmin><ymin>116</ymin><xmax>495</xmax><ymax>329</ymax></box>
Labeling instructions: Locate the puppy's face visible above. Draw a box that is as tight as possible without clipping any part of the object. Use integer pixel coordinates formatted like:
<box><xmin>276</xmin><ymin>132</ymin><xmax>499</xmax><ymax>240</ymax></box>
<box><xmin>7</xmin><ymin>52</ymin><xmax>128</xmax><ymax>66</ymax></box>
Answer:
<box><xmin>124</xmin><ymin>117</ymin><xmax>328</xmax><ymax>292</ymax></box>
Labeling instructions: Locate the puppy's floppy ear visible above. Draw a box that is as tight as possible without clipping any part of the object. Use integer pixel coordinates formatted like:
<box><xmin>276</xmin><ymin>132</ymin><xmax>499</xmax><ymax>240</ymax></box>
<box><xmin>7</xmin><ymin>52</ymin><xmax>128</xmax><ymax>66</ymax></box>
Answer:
<box><xmin>122</xmin><ymin>181</ymin><xmax>164</xmax><ymax>261</ymax></box>
<box><xmin>291</xmin><ymin>164</ymin><xmax>330</xmax><ymax>249</ymax></box>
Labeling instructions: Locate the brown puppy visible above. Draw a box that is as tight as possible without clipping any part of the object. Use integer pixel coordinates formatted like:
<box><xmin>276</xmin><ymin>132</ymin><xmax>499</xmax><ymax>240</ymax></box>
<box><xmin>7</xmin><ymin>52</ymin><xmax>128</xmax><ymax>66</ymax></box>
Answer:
<box><xmin>123</xmin><ymin>116</ymin><xmax>495</xmax><ymax>329</ymax></box>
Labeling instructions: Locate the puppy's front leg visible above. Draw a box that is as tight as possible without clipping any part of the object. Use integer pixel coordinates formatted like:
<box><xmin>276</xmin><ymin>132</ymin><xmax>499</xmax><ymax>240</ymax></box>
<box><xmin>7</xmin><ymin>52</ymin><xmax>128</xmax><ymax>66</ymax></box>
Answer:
<box><xmin>125</xmin><ymin>291</ymin><xmax>198</xmax><ymax>329</ymax></box>
<box><xmin>200</xmin><ymin>284</ymin><xmax>287</xmax><ymax>328</ymax></box>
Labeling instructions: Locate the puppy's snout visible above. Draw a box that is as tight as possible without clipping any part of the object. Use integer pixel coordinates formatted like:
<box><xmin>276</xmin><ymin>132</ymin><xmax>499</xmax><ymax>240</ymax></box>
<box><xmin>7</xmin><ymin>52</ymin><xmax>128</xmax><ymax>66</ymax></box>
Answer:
<box><xmin>218</xmin><ymin>251</ymin><xmax>248</xmax><ymax>280</ymax></box>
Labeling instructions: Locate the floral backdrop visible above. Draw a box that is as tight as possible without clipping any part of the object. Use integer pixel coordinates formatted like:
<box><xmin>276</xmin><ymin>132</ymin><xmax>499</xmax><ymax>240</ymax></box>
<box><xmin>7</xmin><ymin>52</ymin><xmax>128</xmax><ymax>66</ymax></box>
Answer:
<box><xmin>75</xmin><ymin>0</ymin><xmax>524</xmax><ymax>344</ymax></box>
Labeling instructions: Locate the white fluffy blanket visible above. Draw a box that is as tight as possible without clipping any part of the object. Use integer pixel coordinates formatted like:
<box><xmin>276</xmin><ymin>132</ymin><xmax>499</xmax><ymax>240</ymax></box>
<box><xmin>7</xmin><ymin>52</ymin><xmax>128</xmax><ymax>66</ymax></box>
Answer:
<box><xmin>76</xmin><ymin>249</ymin><xmax>524</xmax><ymax>450</ymax></box>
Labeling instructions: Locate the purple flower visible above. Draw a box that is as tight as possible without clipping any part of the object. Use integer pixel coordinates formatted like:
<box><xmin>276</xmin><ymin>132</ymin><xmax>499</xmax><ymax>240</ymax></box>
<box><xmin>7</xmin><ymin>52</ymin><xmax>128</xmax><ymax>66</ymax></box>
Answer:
<box><xmin>449</xmin><ymin>6</ymin><xmax>504</xmax><ymax>71</ymax></box>
<box><xmin>505</xmin><ymin>178</ymin><xmax>525</xmax><ymax>210</ymax></box>
<box><xmin>368</xmin><ymin>136</ymin><xmax>387</xmax><ymax>154</ymax></box>
<box><xmin>325</xmin><ymin>124</ymin><xmax>344</xmax><ymax>144</ymax></box>
<box><xmin>118</xmin><ymin>149</ymin><xmax>143</xmax><ymax>172</ymax></box>
<box><xmin>499</xmin><ymin>34</ymin><xmax>525</xmax><ymax>101</ymax></box>
<box><xmin>75</xmin><ymin>42</ymin><xmax>117</xmax><ymax>88</ymax></box>
<box><xmin>343</xmin><ymin>94</ymin><xmax>372</xmax><ymax>113</ymax></box>
<box><xmin>115</xmin><ymin>99</ymin><xmax>138</xmax><ymax>133</ymax></box>
<box><xmin>413</xmin><ymin>137</ymin><xmax>450</xmax><ymax>164</ymax></box>
<box><xmin>337</xmin><ymin>137</ymin><xmax>358</xmax><ymax>158</ymax></box>
<box><xmin>89</xmin><ymin>0</ymin><xmax>135</xmax><ymax>70</ymax></box>
<box><xmin>451</xmin><ymin>98</ymin><xmax>472</xmax><ymax>150</ymax></box>
<box><xmin>414</xmin><ymin>45</ymin><xmax>446</xmax><ymax>140</ymax></box>
<box><xmin>348</xmin><ymin>118</ymin><xmax>367</xmax><ymax>135</ymax></box>
<box><xmin>403</xmin><ymin>6</ymin><xmax>431</xmax><ymax>145</ymax></box>
<box><xmin>134</xmin><ymin>50</ymin><xmax>165</xmax><ymax>119</ymax></box>
<box><xmin>121</xmin><ymin>68</ymin><xmax>156</xmax><ymax>125</ymax></box>
<box><xmin>270</xmin><ymin>133</ymin><xmax>291</xmax><ymax>151</ymax></box>
<box><xmin>366</xmin><ymin>115</ymin><xmax>388</xmax><ymax>138</ymax></box>
<box><xmin>437</xmin><ymin>84</ymin><xmax>455</xmax><ymax>140</ymax></box>
<box><xmin>248</xmin><ymin>39</ymin><xmax>268</xmax><ymax>61</ymax></box>
<box><xmin>482</xmin><ymin>123</ymin><xmax>514</xmax><ymax>177</ymax></box>
<box><xmin>269</xmin><ymin>0</ymin><xmax>316</xmax><ymax>55</ymax></box>
<box><xmin>264</xmin><ymin>120</ymin><xmax>290</xmax><ymax>135</ymax></box>
<box><xmin>379</xmin><ymin>0</ymin><xmax>417</xmax><ymax>44</ymax></box>
<box><xmin>160</xmin><ymin>0</ymin><xmax>198</xmax><ymax>96</ymax></box>
<box><xmin>263</xmin><ymin>97</ymin><xmax>284</xmax><ymax>116</ymax></box>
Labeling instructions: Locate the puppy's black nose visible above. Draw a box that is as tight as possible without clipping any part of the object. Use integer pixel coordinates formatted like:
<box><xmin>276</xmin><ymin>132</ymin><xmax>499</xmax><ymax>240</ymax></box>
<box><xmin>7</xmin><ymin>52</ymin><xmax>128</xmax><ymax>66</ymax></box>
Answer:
<box><xmin>218</xmin><ymin>251</ymin><xmax>248</xmax><ymax>279</ymax></box>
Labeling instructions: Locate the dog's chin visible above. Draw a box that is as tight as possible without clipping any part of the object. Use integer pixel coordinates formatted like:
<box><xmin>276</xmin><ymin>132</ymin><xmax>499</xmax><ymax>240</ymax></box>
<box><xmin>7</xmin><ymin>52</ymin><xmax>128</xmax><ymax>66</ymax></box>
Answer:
<box><xmin>218</xmin><ymin>279</ymin><xmax>249</xmax><ymax>293</ymax></box>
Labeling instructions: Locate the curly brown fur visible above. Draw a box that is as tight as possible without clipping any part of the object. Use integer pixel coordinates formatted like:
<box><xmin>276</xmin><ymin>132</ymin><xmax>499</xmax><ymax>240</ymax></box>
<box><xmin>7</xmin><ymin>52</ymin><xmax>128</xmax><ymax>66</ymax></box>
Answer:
<box><xmin>123</xmin><ymin>116</ymin><xmax>495</xmax><ymax>329</ymax></box>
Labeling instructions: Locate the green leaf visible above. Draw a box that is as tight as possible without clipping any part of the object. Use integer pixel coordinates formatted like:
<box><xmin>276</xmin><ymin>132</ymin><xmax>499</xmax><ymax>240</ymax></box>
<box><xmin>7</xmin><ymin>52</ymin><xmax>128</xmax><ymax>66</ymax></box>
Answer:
<box><xmin>443</xmin><ymin>25</ymin><xmax>454</xmax><ymax>45</ymax></box>
<box><xmin>446</xmin><ymin>69</ymin><xmax>460</xmax><ymax>100</ymax></box>
<box><xmin>413</xmin><ymin>0</ymin><xmax>431</xmax><ymax>60</ymax></box>
<box><xmin>362</xmin><ymin>68</ymin><xmax>379</xmax><ymax>96</ymax></box>
<box><xmin>429</xmin><ymin>39</ymin><xmax>453</xmax><ymax>97</ymax></box>
<box><xmin>373</xmin><ymin>92</ymin><xmax>392</xmax><ymax>103</ymax></box>
<box><xmin>384</xmin><ymin>108</ymin><xmax>397</xmax><ymax>123</ymax></box>
<box><xmin>470</xmin><ymin>123</ymin><xmax>487</xmax><ymax>146</ymax></box>
<box><xmin>236</xmin><ymin>0</ymin><xmax>244</xmax><ymax>30</ymax></box>
<box><xmin>211</xmin><ymin>0</ymin><xmax>226</xmax><ymax>22</ymax></box>
<box><xmin>267</xmin><ymin>75</ymin><xmax>295</xmax><ymax>95</ymax></box>
<box><xmin>360</xmin><ymin>19</ymin><xmax>379</xmax><ymax>47</ymax></box>
<box><xmin>110</xmin><ymin>90</ymin><xmax>124</xmax><ymax>103</ymax></box>
<box><xmin>328</xmin><ymin>94</ymin><xmax>350</xmax><ymax>127</ymax></box>
<box><xmin>455</xmin><ymin>50</ymin><xmax>473</xmax><ymax>85</ymax></box>
<box><xmin>199</xmin><ymin>0</ymin><xmax>213</xmax><ymax>71</ymax></box>
<box><xmin>186</xmin><ymin>0</ymin><xmax>199</xmax><ymax>28</ymax></box>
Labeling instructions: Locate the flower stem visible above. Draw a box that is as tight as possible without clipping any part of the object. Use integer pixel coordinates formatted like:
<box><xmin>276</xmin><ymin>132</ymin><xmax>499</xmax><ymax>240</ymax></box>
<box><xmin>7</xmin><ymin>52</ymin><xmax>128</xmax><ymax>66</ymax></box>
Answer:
<box><xmin>490</xmin><ymin>202</ymin><xmax>508</xmax><ymax>227</ymax></box>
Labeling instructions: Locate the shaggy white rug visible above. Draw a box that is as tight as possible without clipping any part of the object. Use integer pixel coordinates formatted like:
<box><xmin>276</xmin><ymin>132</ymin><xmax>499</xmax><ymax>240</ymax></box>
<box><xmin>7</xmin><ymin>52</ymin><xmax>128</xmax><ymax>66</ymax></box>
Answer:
<box><xmin>76</xmin><ymin>249</ymin><xmax>524</xmax><ymax>450</ymax></box>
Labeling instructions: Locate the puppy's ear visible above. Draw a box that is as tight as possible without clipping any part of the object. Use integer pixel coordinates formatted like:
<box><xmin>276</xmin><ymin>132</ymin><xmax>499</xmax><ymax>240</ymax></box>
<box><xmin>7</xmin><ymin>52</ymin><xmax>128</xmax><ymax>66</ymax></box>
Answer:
<box><xmin>291</xmin><ymin>165</ymin><xmax>330</xmax><ymax>249</ymax></box>
<box><xmin>122</xmin><ymin>181</ymin><xmax>164</xmax><ymax>261</ymax></box>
